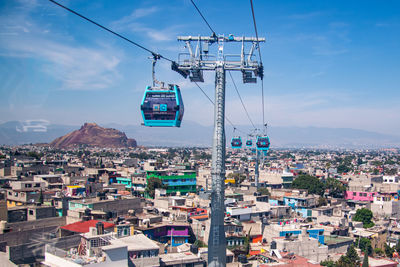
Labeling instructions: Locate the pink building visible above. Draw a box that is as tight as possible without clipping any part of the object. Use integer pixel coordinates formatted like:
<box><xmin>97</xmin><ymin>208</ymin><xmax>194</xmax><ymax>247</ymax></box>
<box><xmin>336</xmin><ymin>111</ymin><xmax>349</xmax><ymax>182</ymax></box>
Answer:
<box><xmin>345</xmin><ymin>191</ymin><xmax>376</xmax><ymax>201</ymax></box>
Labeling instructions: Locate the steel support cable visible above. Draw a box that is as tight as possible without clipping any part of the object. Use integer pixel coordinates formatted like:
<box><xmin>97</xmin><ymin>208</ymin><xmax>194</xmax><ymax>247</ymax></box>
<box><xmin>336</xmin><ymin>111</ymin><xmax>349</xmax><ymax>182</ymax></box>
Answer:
<box><xmin>250</xmin><ymin>0</ymin><xmax>266</xmax><ymax>128</ymax></box>
<box><xmin>190</xmin><ymin>0</ymin><xmax>216</xmax><ymax>35</ymax></box>
<box><xmin>228</xmin><ymin>71</ymin><xmax>256</xmax><ymax>129</ymax></box>
<box><xmin>48</xmin><ymin>0</ymin><xmax>174</xmax><ymax>62</ymax></box>
<box><xmin>193</xmin><ymin>82</ymin><xmax>246</xmax><ymax>135</ymax></box>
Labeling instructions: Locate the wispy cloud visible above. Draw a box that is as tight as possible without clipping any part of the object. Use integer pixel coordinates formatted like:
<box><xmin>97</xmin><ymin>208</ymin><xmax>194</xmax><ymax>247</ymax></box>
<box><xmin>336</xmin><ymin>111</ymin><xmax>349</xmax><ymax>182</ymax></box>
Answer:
<box><xmin>112</xmin><ymin>6</ymin><xmax>158</xmax><ymax>25</ymax></box>
<box><xmin>110</xmin><ymin>6</ymin><xmax>183</xmax><ymax>42</ymax></box>
<box><xmin>0</xmin><ymin>2</ymin><xmax>123</xmax><ymax>90</ymax></box>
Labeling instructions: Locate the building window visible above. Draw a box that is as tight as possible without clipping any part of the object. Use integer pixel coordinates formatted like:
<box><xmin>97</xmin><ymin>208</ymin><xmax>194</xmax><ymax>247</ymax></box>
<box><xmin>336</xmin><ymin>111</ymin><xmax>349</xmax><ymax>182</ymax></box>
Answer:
<box><xmin>29</xmin><ymin>210</ymin><xmax>34</xmax><ymax>215</ymax></box>
<box><xmin>35</xmin><ymin>183</ymin><xmax>41</xmax><ymax>187</ymax></box>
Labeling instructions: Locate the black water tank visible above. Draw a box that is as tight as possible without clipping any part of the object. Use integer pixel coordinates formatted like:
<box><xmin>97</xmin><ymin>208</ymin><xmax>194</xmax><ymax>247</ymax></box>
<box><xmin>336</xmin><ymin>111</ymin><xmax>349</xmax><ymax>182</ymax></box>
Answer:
<box><xmin>238</xmin><ymin>254</ymin><xmax>248</xmax><ymax>263</ymax></box>
<box><xmin>190</xmin><ymin>244</ymin><xmax>198</xmax><ymax>254</ymax></box>
<box><xmin>271</xmin><ymin>240</ymin><xmax>277</xmax><ymax>249</ymax></box>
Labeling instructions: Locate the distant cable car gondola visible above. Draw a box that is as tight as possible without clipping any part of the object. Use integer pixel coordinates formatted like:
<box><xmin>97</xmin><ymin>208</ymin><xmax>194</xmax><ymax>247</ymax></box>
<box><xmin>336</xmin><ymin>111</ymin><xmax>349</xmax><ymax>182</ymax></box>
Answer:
<box><xmin>140</xmin><ymin>56</ymin><xmax>184</xmax><ymax>127</ymax></box>
<box><xmin>231</xmin><ymin>136</ymin><xmax>242</xmax><ymax>149</ymax></box>
<box><xmin>256</xmin><ymin>136</ymin><xmax>270</xmax><ymax>151</ymax></box>
<box><xmin>246</xmin><ymin>139</ymin><xmax>253</xmax><ymax>147</ymax></box>
<box><xmin>140</xmin><ymin>84</ymin><xmax>184</xmax><ymax>127</ymax></box>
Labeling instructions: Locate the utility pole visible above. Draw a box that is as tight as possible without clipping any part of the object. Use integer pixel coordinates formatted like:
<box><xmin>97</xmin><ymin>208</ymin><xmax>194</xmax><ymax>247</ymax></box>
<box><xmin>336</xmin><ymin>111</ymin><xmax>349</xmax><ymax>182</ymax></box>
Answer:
<box><xmin>174</xmin><ymin>34</ymin><xmax>264</xmax><ymax>267</ymax></box>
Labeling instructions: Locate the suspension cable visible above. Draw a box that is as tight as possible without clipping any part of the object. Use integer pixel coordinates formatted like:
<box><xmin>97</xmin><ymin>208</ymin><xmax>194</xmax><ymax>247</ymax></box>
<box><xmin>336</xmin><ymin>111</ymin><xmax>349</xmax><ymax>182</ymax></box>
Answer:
<box><xmin>193</xmin><ymin>82</ymin><xmax>246</xmax><ymax>135</ymax></box>
<box><xmin>249</xmin><ymin>0</ymin><xmax>262</xmax><ymax>63</ymax></box>
<box><xmin>190</xmin><ymin>0</ymin><xmax>216</xmax><ymax>35</ymax></box>
<box><xmin>48</xmin><ymin>0</ymin><xmax>174</xmax><ymax>62</ymax></box>
<box><xmin>250</xmin><ymin>0</ymin><xmax>266</xmax><ymax>129</ymax></box>
<box><xmin>228</xmin><ymin>71</ymin><xmax>256</xmax><ymax>129</ymax></box>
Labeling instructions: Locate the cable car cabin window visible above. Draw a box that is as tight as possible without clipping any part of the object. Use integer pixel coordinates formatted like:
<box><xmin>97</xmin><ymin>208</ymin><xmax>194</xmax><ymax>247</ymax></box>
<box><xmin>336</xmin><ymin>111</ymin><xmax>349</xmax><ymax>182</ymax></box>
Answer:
<box><xmin>142</xmin><ymin>92</ymin><xmax>178</xmax><ymax>121</ymax></box>
<box><xmin>246</xmin><ymin>140</ymin><xmax>252</xmax><ymax>146</ymax></box>
<box><xmin>231</xmin><ymin>139</ymin><xmax>242</xmax><ymax>147</ymax></box>
<box><xmin>256</xmin><ymin>137</ymin><xmax>270</xmax><ymax>149</ymax></box>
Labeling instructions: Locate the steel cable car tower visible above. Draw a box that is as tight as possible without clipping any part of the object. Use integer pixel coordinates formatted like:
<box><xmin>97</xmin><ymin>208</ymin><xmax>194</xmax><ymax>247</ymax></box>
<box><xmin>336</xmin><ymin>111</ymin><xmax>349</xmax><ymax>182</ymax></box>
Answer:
<box><xmin>48</xmin><ymin>1</ymin><xmax>266</xmax><ymax>266</ymax></box>
<box><xmin>173</xmin><ymin>35</ymin><xmax>264</xmax><ymax>267</ymax></box>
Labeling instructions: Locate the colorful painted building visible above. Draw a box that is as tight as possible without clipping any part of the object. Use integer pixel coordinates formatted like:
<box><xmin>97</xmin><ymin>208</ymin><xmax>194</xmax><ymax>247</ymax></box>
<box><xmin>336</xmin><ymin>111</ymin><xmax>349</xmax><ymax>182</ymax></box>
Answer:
<box><xmin>283</xmin><ymin>196</ymin><xmax>316</xmax><ymax>218</ymax></box>
<box><xmin>345</xmin><ymin>191</ymin><xmax>376</xmax><ymax>201</ymax></box>
<box><xmin>278</xmin><ymin>228</ymin><xmax>325</xmax><ymax>244</ymax></box>
<box><xmin>146</xmin><ymin>170</ymin><xmax>196</xmax><ymax>196</ymax></box>
<box><xmin>140</xmin><ymin>224</ymin><xmax>191</xmax><ymax>247</ymax></box>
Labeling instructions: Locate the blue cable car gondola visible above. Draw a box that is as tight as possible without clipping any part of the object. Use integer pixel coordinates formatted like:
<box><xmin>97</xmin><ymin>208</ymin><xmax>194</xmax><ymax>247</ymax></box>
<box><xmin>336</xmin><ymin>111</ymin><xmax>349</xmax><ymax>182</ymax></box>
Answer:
<box><xmin>140</xmin><ymin>84</ymin><xmax>184</xmax><ymax>127</ymax></box>
<box><xmin>231</xmin><ymin>136</ymin><xmax>242</xmax><ymax>149</ymax></box>
<box><xmin>246</xmin><ymin>139</ymin><xmax>253</xmax><ymax>147</ymax></box>
<box><xmin>256</xmin><ymin>136</ymin><xmax>270</xmax><ymax>151</ymax></box>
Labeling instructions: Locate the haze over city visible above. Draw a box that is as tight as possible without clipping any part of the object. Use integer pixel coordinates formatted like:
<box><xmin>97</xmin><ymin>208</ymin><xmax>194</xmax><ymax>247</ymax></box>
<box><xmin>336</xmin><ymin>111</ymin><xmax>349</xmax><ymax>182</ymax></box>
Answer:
<box><xmin>0</xmin><ymin>1</ymin><xmax>400</xmax><ymax>267</ymax></box>
<box><xmin>1</xmin><ymin>0</ymin><xmax>399</xmax><ymax>136</ymax></box>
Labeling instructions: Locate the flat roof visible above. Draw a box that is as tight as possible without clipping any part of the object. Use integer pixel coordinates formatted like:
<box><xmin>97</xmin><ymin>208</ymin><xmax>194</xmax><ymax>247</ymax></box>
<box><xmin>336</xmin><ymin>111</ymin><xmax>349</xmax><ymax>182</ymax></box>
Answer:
<box><xmin>160</xmin><ymin>252</ymin><xmax>201</xmax><ymax>264</ymax></box>
<box><xmin>111</xmin><ymin>234</ymin><xmax>159</xmax><ymax>251</ymax></box>
<box><xmin>324</xmin><ymin>235</ymin><xmax>354</xmax><ymax>245</ymax></box>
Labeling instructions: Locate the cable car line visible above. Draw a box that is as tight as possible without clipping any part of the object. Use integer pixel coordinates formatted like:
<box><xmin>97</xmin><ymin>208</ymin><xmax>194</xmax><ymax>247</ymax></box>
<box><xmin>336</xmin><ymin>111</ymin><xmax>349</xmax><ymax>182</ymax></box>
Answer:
<box><xmin>188</xmin><ymin>1</ymin><xmax>260</xmax><ymax>136</ymax></box>
<box><xmin>249</xmin><ymin>0</ymin><xmax>262</xmax><ymax>63</ymax></box>
<box><xmin>228</xmin><ymin>71</ymin><xmax>256</xmax><ymax>130</ymax></box>
<box><xmin>193</xmin><ymin>82</ymin><xmax>246</xmax><ymax>135</ymax></box>
<box><xmin>190</xmin><ymin>0</ymin><xmax>216</xmax><ymax>36</ymax></box>
<box><xmin>48</xmin><ymin>0</ymin><xmax>174</xmax><ymax>63</ymax></box>
<box><xmin>250</xmin><ymin>0</ymin><xmax>266</xmax><ymax>129</ymax></box>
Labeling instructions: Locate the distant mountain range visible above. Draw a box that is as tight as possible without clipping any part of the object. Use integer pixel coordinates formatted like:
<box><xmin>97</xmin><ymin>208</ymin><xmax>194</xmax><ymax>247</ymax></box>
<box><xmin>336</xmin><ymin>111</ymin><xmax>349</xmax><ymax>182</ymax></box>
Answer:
<box><xmin>0</xmin><ymin>120</ymin><xmax>399</xmax><ymax>148</ymax></box>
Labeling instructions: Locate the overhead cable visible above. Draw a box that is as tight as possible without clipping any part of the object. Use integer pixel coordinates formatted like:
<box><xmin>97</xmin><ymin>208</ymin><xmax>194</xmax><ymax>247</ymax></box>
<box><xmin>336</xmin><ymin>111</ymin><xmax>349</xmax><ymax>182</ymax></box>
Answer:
<box><xmin>193</xmin><ymin>82</ymin><xmax>246</xmax><ymax>135</ymax></box>
<box><xmin>190</xmin><ymin>0</ymin><xmax>216</xmax><ymax>35</ymax></box>
<box><xmin>250</xmin><ymin>0</ymin><xmax>266</xmax><ymax>128</ymax></box>
<box><xmin>48</xmin><ymin>0</ymin><xmax>174</xmax><ymax>62</ymax></box>
<box><xmin>228</xmin><ymin>71</ymin><xmax>256</xmax><ymax>129</ymax></box>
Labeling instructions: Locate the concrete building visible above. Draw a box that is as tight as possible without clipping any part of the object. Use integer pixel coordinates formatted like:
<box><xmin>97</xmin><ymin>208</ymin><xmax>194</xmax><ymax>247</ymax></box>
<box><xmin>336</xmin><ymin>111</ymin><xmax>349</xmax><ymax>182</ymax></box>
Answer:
<box><xmin>34</xmin><ymin>174</ymin><xmax>64</xmax><ymax>190</ymax></box>
<box><xmin>6</xmin><ymin>181</ymin><xmax>46</xmax><ymax>207</ymax></box>
<box><xmin>27</xmin><ymin>205</ymin><xmax>57</xmax><ymax>221</ymax></box>
<box><xmin>67</xmin><ymin>197</ymin><xmax>142</xmax><ymax>222</ymax></box>
<box><xmin>371</xmin><ymin>195</ymin><xmax>400</xmax><ymax>218</ymax></box>
<box><xmin>146</xmin><ymin>170</ymin><xmax>196</xmax><ymax>197</ymax></box>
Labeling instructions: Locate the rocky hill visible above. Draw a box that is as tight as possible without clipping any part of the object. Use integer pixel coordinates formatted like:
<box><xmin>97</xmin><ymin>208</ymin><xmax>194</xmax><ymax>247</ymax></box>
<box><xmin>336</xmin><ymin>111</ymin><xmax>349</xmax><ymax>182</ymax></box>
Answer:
<box><xmin>50</xmin><ymin>123</ymin><xmax>137</xmax><ymax>148</ymax></box>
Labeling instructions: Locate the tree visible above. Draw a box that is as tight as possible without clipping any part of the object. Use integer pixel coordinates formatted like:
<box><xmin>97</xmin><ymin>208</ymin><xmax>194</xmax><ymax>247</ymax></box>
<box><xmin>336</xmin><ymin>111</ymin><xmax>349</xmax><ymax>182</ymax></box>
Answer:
<box><xmin>325</xmin><ymin>178</ymin><xmax>346</xmax><ymax>198</ymax></box>
<box><xmin>374</xmin><ymin>247</ymin><xmax>384</xmax><ymax>256</ymax></box>
<box><xmin>194</xmin><ymin>239</ymin><xmax>207</xmax><ymax>247</ymax></box>
<box><xmin>384</xmin><ymin>243</ymin><xmax>394</xmax><ymax>258</ymax></box>
<box><xmin>244</xmin><ymin>228</ymin><xmax>251</xmax><ymax>255</ymax></box>
<box><xmin>395</xmin><ymin>239</ymin><xmax>400</xmax><ymax>253</ymax></box>
<box><xmin>359</xmin><ymin>238</ymin><xmax>372</xmax><ymax>256</ymax></box>
<box><xmin>291</xmin><ymin>174</ymin><xmax>325</xmax><ymax>195</ymax></box>
<box><xmin>320</xmin><ymin>260</ymin><xmax>335</xmax><ymax>267</ymax></box>
<box><xmin>317</xmin><ymin>196</ymin><xmax>328</xmax><ymax>207</ymax></box>
<box><xmin>257</xmin><ymin>187</ymin><xmax>270</xmax><ymax>196</ymax></box>
<box><xmin>27</xmin><ymin>151</ymin><xmax>43</xmax><ymax>160</ymax></box>
<box><xmin>227</xmin><ymin>173</ymin><xmax>246</xmax><ymax>185</ymax></box>
<box><xmin>145</xmin><ymin>177</ymin><xmax>166</xmax><ymax>198</ymax></box>
<box><xmin>337</xmin><ymin>164</ymin><xmax>351</xmax><ymax>174</ymax></box>
<box><xmin>346</xmin><ymin>244</ymin><xmax>360</xmax><ymax>265</ymax></box>
<box><xmin>386</xmin><ymin>168</ymin><xmax>398</xmax><ymax>175</ymax></box>
<box><xmin>353</xmin><ymin>208</ymin><xmax>374</xmax><ymax>228</ymax></box>
<box><xmin>362</xmin><ymin>249</ymin><xmax>369</xmax><ymax>267</ymax></box>
<box><xmin>335</xmin><ymin>255</ymin><xmax>353</xmax><ymax>267</ymax></box>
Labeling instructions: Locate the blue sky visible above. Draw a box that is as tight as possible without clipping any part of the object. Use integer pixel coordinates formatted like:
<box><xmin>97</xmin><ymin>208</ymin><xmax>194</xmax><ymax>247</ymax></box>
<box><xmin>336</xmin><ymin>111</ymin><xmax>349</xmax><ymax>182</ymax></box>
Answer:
<box><xmin>0</xmin><ymin>0</ymin><xmax>399</xmax><ymax>135</ymax></box>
